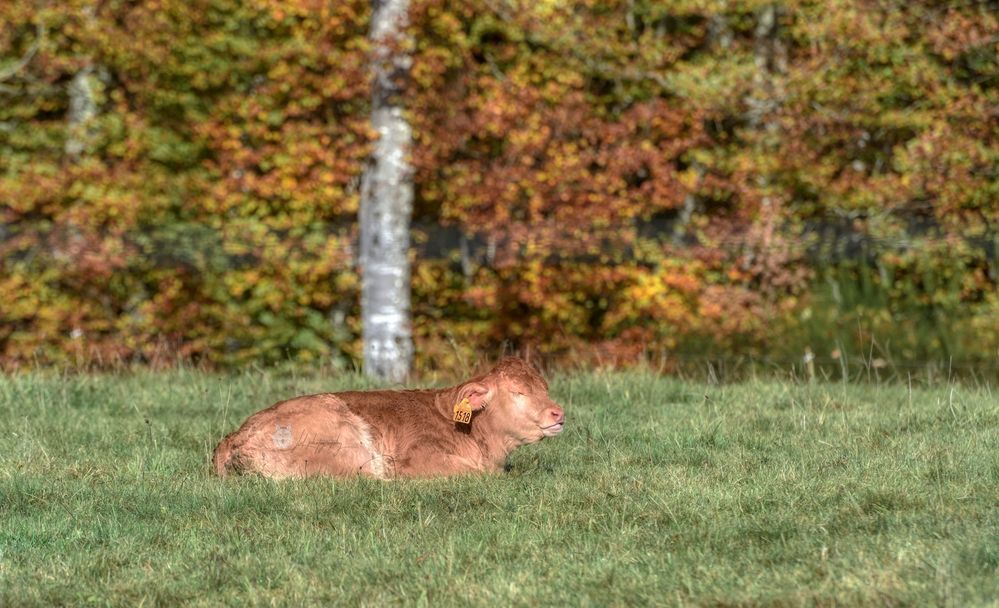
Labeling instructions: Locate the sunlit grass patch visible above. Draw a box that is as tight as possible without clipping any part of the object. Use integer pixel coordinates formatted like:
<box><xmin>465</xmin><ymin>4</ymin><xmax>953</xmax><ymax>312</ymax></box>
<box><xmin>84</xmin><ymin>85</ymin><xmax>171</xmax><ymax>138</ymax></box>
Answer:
<box><xmin>1</xmin><ymin>370</ymin><xmax>997</xmax><ymax>606</ymax></box>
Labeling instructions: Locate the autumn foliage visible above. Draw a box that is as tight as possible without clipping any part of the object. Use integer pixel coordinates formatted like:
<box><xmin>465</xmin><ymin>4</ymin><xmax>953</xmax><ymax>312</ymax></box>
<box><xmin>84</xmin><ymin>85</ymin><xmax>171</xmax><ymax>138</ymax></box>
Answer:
<box><xmin>1</xmin><ymin>0</ymin><xmax>997</xmax><ymax>372</ymax></box>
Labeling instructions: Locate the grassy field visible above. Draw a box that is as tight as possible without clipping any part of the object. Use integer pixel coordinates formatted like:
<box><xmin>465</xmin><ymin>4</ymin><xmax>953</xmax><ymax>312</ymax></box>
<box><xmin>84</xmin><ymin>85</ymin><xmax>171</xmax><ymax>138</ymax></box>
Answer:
<box><xmin>1</xmin><ymin>369</ymin><xmax>997</xmax><ymax>607</ymax></box>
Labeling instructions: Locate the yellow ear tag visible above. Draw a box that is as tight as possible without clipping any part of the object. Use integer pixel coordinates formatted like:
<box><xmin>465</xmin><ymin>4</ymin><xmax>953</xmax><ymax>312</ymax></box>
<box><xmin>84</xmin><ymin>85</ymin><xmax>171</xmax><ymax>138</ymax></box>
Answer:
<box><xmin>453</xmin><ymin>397</ymin><xmax>473</xmax><ymax>424</ymax></box>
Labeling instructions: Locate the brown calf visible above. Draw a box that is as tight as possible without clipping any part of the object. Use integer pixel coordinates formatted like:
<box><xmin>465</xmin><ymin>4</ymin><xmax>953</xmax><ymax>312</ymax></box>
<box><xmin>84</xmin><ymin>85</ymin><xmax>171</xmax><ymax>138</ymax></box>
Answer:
<box><xmin>212</xmin><ymin>358</ymin><xmax>565</xmax><ymax>478</ymax></box>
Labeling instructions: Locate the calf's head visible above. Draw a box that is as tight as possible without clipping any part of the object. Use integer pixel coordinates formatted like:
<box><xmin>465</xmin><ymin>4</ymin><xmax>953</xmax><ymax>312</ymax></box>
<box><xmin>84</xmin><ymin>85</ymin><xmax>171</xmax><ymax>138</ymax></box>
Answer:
<box><xmin>454</xmin><ymin>358</ymin><xmax>565</xmax><ymax>444</ymax></box>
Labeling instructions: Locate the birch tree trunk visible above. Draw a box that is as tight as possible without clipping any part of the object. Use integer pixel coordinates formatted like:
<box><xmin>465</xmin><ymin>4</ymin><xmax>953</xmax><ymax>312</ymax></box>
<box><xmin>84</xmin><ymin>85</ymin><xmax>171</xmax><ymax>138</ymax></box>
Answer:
<box><xmin>65</xmin><ymin>7</ymin><xmax>98</xmax><ymax>160</ymax></box>
<box><xmin>747</xmin><ymin>3</ymin><xmax>786</xmax><ymax>135</ymax></box>
<box><xmin>743</xmin><ymin>3</ymin><xmax>787</xmax><ymax>268</ymax></box>
<box><xmin>65</xmin><ymin>64</ymin><xmax>97</xmax><ymax>159</ymax></box>
<box><xmin>359</xmin><ymin>0</ymin><xmax>414</xmax><ymax>382</ymax></box>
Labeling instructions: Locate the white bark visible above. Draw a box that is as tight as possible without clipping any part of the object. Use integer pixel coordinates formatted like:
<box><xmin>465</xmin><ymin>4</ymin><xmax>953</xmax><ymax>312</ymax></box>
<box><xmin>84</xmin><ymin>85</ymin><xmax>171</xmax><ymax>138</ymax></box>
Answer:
<box><xmin>747</xmin><ymin>4</ymin><xmax>786</xmax><ymax>134</ymax></box>
<box><xmin>359</xmin><ymin>0</ymin><xmax>414</xmax><ymax>383</ymax></box>
<box><xmin>744</xmin><ymin>3</ymin><xmax>788</xmax><ymax>268</ymax></box>
<box><xmin>65</xmin><ymin>7</ymin><xmax>98</xmax><ymax>160</ymax></box>
<box><xmin>65</xmin><ymin>64</ymin><xmax>97</xmax><ymax>159</ymax></box>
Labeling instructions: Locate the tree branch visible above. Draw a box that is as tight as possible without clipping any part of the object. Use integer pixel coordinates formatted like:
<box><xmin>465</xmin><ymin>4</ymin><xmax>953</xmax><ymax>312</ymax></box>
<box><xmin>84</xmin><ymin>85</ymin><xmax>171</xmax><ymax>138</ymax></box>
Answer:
<box><xmin>0</xmin><ymin>22</ymin><xmax>46</xmax><ymax>83</ymax></box>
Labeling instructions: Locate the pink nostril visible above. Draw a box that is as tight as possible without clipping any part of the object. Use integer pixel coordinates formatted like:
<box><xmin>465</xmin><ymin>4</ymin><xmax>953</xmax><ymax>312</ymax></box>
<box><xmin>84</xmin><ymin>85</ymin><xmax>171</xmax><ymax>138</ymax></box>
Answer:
<box><xmin>551</xmin><ymin>408</ymin><xmax>565</xmax><ymax>424</ymax></box>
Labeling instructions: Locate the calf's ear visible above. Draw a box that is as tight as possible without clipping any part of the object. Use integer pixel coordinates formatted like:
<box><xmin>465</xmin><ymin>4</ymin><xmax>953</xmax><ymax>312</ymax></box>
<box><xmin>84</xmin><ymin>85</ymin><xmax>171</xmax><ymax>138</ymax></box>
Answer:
<box><xmin>458</xmin><ymin>382</ymin><xmax>491</xmax><ymax>410</ymax></box>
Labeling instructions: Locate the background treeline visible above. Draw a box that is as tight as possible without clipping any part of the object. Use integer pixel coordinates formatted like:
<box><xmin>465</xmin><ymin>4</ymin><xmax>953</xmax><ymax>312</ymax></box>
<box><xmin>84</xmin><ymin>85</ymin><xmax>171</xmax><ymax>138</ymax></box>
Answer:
<box><xmin>1</xmin><ymin>0</ymin><xmax>997</xmax><ymax>375</ymax></box>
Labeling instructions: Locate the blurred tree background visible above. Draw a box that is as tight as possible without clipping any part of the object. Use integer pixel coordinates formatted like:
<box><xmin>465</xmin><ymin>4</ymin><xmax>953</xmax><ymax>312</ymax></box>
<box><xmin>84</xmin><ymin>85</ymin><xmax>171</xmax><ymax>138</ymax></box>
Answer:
<box><xmin>1</xmin><ymin>0</ymin><xmax>997</xmax><ymax>376</ymax></box>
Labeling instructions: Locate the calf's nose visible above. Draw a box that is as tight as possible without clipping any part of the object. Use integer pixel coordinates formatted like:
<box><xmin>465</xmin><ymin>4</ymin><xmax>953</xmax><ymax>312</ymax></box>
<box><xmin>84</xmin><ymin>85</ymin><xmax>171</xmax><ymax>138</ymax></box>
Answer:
<box><xmin>549</xmin><ymin>406</ymin><xmax>565</xmax><ymax>425</ymax></box>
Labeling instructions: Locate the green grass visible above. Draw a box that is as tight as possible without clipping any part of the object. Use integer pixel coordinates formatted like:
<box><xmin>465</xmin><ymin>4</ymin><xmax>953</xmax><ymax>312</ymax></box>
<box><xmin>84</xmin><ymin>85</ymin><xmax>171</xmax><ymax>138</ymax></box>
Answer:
<box><xmin>1</xmin><ymin>370</ymin><xmax>997</xmax><ymax>607</ymax></box>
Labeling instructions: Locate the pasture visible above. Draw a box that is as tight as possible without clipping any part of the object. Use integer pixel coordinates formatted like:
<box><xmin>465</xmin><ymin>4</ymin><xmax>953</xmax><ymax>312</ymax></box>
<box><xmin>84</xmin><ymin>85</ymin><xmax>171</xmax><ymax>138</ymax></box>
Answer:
<box><xmin>1</xmin><ymin>369</ymin><xmax>997</xmax><ymax>606</ymax></box>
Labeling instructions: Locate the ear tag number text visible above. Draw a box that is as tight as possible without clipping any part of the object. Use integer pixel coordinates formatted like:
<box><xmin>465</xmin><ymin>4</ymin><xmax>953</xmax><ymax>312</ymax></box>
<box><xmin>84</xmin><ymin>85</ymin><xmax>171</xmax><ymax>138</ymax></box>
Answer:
<box><xmin>453</xmin><ymin>398</ymin><xmax>473</xmax><ymax>424</ymax></box>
